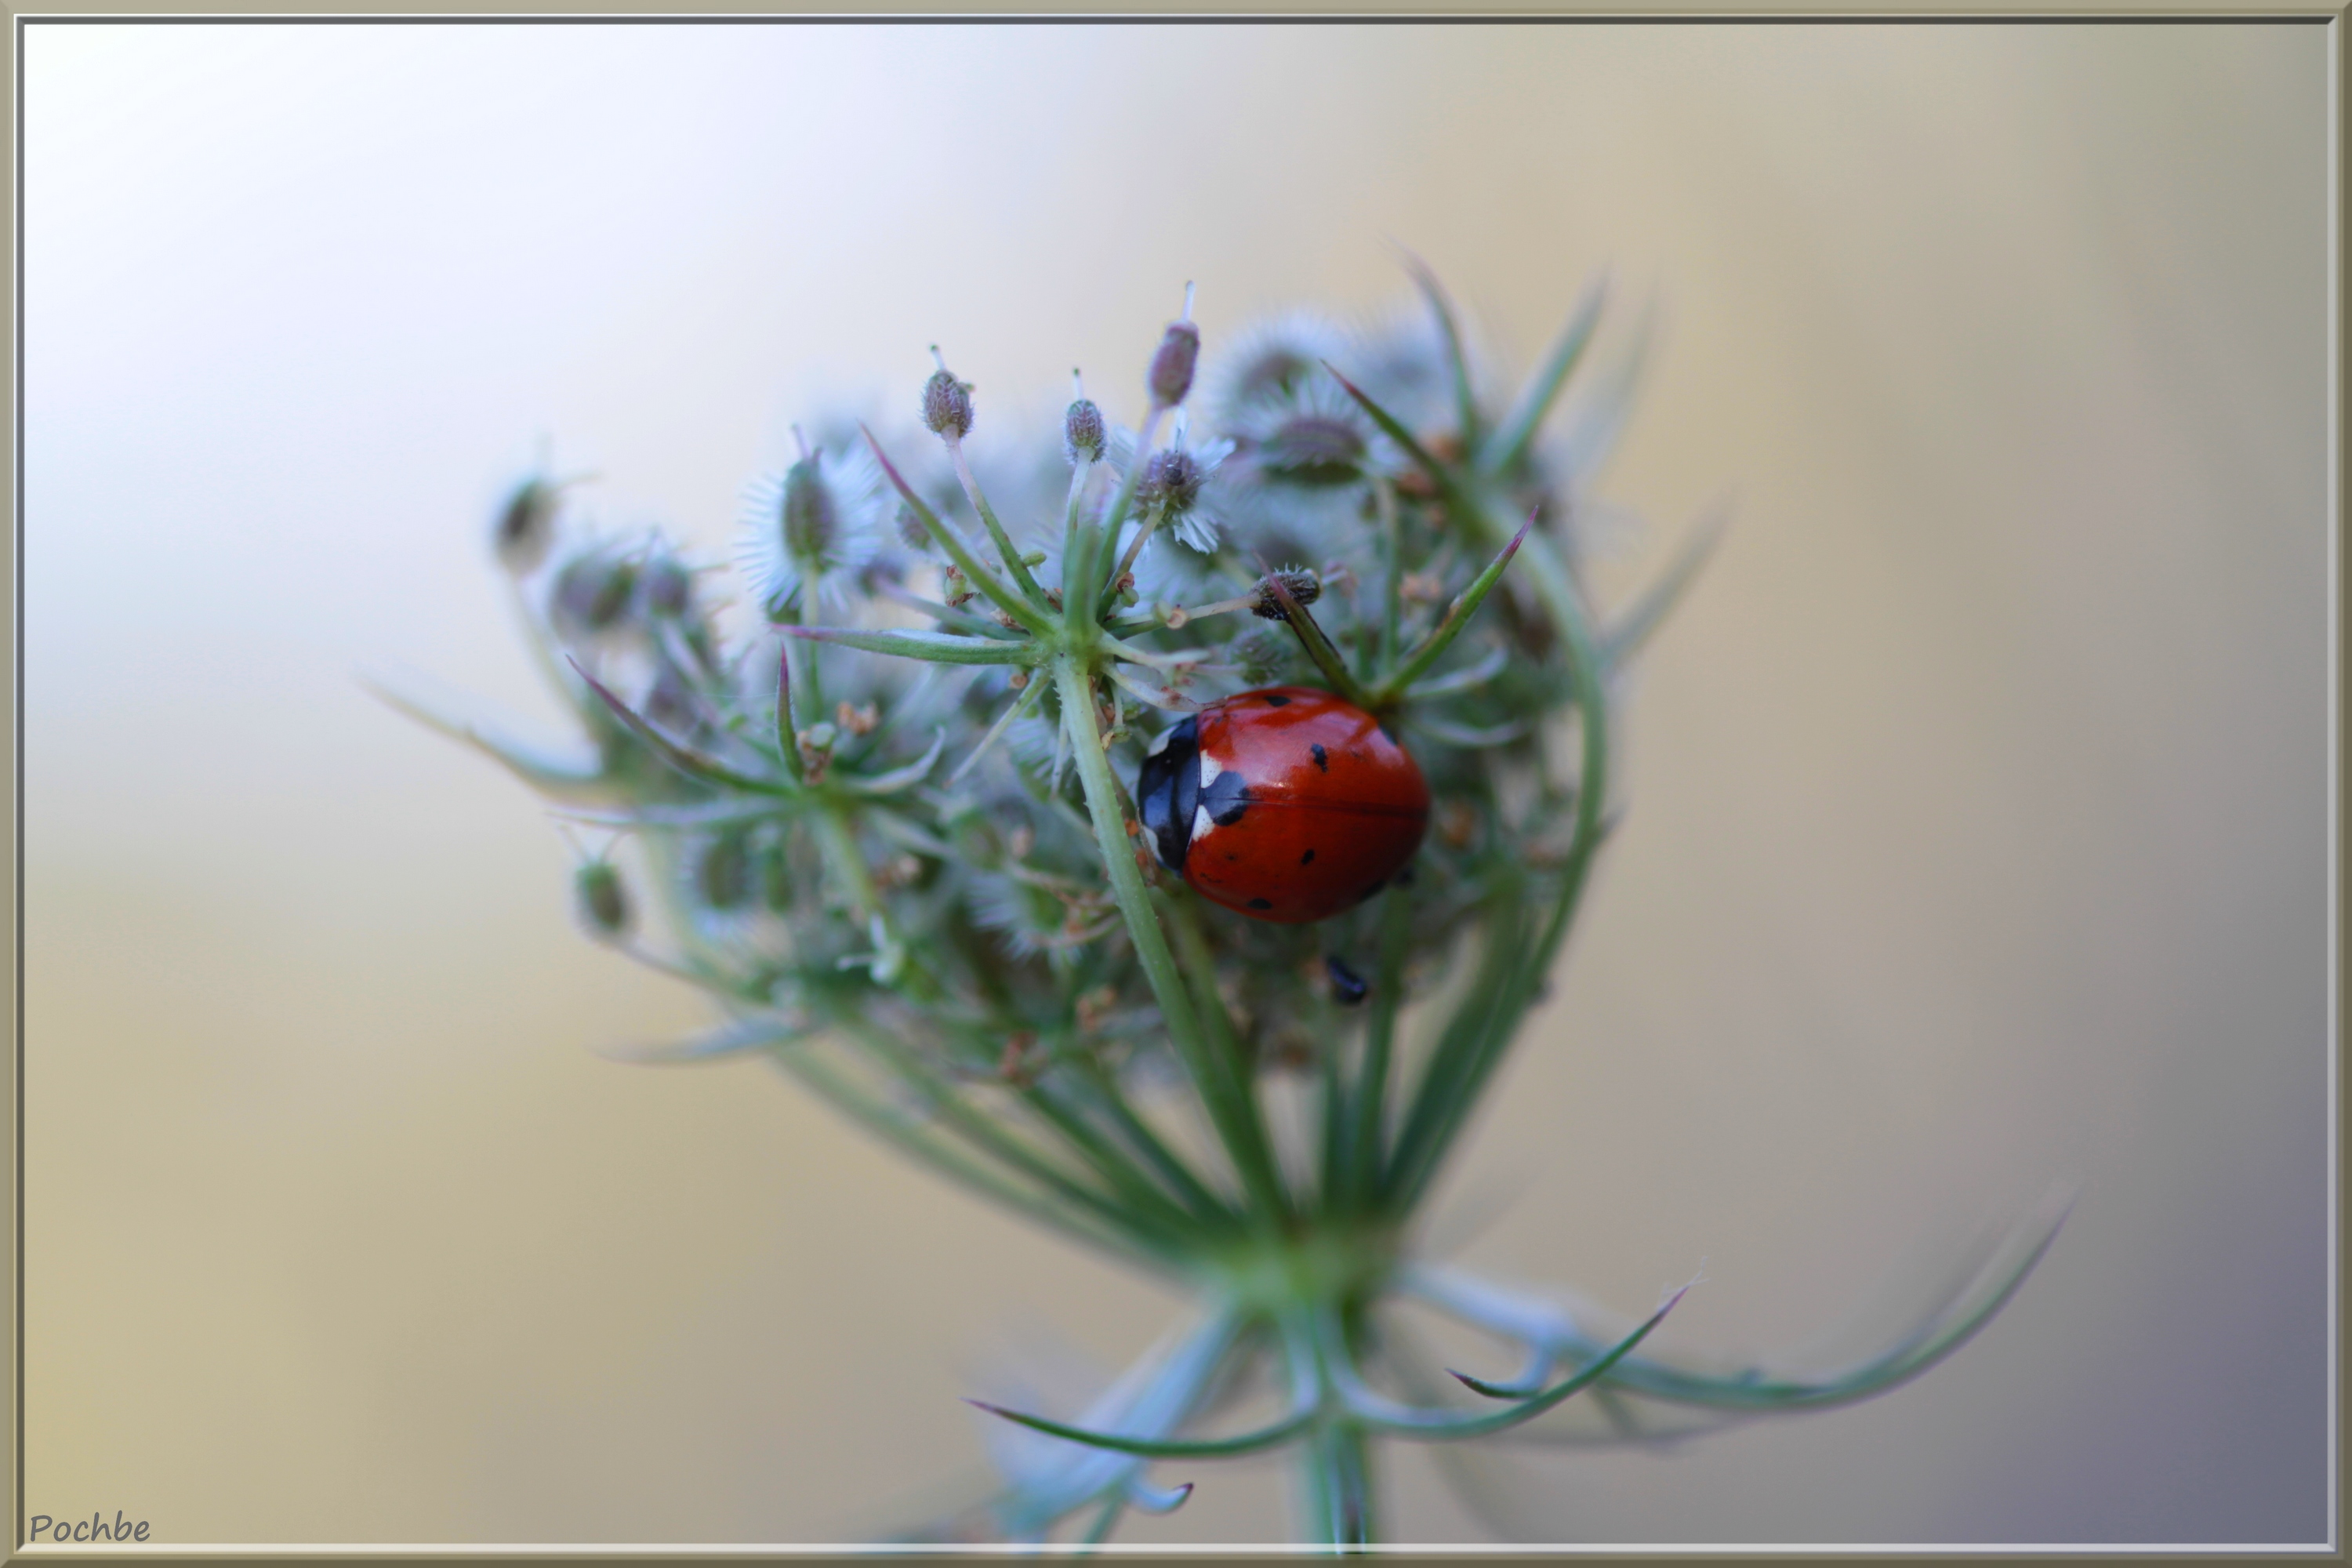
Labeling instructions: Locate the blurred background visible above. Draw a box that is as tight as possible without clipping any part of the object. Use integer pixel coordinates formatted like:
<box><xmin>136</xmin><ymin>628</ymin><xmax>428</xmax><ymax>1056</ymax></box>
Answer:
<box><xmin>20</xmin><ymin>20</ymin><xmax>2330</xmax><ymax>1546</ymax></box>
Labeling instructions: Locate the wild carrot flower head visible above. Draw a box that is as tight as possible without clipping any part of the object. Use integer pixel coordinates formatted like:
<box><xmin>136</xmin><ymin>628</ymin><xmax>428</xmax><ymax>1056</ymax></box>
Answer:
<box><xmin>394</xmin><ymin>268</ymin><xmax>2063</xmax><ymax>1549</ymax></box>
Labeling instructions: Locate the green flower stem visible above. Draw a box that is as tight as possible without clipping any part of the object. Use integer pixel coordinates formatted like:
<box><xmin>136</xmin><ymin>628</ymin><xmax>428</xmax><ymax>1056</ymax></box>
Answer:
<box><xmin>1019</xmin><ymin>1079</ymin><xmax>1214</xmax><ymax>1236</ymax></box>
<box><xmin>1154</xmin><ymin>887</ymin><xmax>1290</xmax><ymax>1221</ymax></box>
<box><xmin>1102</xmin><ymin>501</ymin><xmax>1167</xmax><ymax>612</ymax></box>
<box><xmin>1316</xmin><ymin>996</ymin><xmax>1352</xmax><ymax>1212</ymax></box>
<box><xmin>864</xmin><ymin>426</ymin><xmax>1053</xmax><ymax>637</ymax></box>
<box><xmin>1294</xmin><ymin>1307</ymin><xmax>1374</xmax><ymax>1548</ymax></box>
<box><xmin>1089</xmin><ymin>408</ymin><xmax>1167</xmax><ymax>614</ymax></box>
<box><xmin>1298</xmin><ymin>1417</ymin><xmax>1374</xmax><ymax>1549</ymax></box>
<box><xmin>1065</xmin><ymin>1058</ymin><xmax>1238</xmax><ymax>1224</ymax></box>
<box><xmin>783</xmin><ymin>570</ymin><xmax>829</xmax><ymax>719</ymax></box>
<box><xmin>946</xmin><ymin>435</ymin><xmax>1046</xmax><ymax>602</ymax></box>
<box><xmin>1060</xmin><ymin>456</ymin><xmax>1097</xmax><ymax>635</ymax></box>
<box><xmin>1344</xmin><ymin>884</ymin><xmax>1416</xmax><ymax>1210</ymax></box>
<box><xmin>844</xmin><ymin>1018</ymin><xmax>1189</xmax><ymax>1253</ymax></box>
<box><xmin>1379</xmin><ymin>890</ymin><xmax>1532</xmax><ymax>1210</ymax></box>
<box><xmin>771</xmin><ymin>641</ymin><xmax>806</xmax><ymax>785</ymax></box>
<box><xmin>1078</xmin><ymin>1495</ymin><xmax>1124</xmax><ymax>1548</ymax></box>
<box><xmin>1392</xmin><ymin>523</ymin><xmax>1612</xmax><ymax>1210</ymax></box>
<box><xmin>767</xmin><ymin>1042</ymin><xmax>1171</xmax><ymax>1275</ymax></box>
<box><xmin>1053</xmin><ymin>655</ymin><xmax>1288</xmax><ymax>1225</ymax></box>
<box><xmin>1259</xmin><ymin>573</ymin><xmax>1378</xmax><ymax>713</ymax></box>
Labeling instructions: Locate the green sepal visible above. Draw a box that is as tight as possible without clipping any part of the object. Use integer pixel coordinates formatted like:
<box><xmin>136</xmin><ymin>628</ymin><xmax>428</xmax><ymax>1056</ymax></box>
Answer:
<box><xmin>568</xmin><ymin>658</ymin><xmax>790</xmax><ymax>795</ymax></box>
<box><xmin>782</xmin><ymin>625</ymin><xmax>1044</xmax><ymax>668</ymax></box>
<box><xmin>1477</xmin><ymin>271</ymin><xmax>1606</xmax><ymax>478</ymax></box>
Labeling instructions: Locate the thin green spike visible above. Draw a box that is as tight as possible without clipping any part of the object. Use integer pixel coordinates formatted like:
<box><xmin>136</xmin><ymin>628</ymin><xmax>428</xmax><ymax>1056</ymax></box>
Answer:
<box><xmin>964</xmin><ymin>1399</ymin><xmax>1314</xmax><ymax>1460</ymax></box>
<box><xmin>1338</xmin><ymin>1289</ymin><xmax>1686</xmax><ymax>1440</ymax></box>
<box><xmin>1372</xmin><ymin>514</ymin><xmax>1532</xmax><ymax>705</ymax></box>
<box><xmin>1599</xmin><ymin>506</ymin><xmax>1728</xmax><ymax>673</ymax></box>
<box><xmin>1478</xmin><ymin>272</ymin><xmax>1606</xmax><ymax>477</ymax></box>
<box><xmin>781</xmin><ymin>625</ymin><xmax>1045</xmax><ymax>669</ymax></box>
<box><xmin>569</xmin><ymin>659</ymin><xmax>789</xmax><ymax>795</ymax></box>
<box><xmin>1402</xmin><ymin>249</ymin><xmax>1480</xmax><ymax>450</ymax></box>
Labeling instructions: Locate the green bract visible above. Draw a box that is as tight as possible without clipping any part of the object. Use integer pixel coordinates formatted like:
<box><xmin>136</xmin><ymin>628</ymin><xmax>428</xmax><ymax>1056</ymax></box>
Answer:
<box><xmin>391</xmin><ymin>271</ymin><xmax>2063</xmax><ymax>1548</ymax></box>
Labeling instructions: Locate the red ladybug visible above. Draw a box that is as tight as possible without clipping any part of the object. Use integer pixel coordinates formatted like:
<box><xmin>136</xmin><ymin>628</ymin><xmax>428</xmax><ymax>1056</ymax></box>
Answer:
<box><xmin>1136</xmin><ymin>686</ymin><xmax>1430</xmax><ymax>924</ymax></box>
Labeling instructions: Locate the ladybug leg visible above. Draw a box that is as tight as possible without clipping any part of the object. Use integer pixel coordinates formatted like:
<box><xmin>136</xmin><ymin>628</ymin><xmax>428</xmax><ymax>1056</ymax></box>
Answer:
<box><xmin>1325</xmin><ymin>954</ymin><xmax>1370</xmax><ymax>1006</ymax></box>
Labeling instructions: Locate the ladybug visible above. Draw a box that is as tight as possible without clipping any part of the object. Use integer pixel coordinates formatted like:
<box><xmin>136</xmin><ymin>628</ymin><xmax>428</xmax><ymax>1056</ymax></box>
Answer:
<box><xmin>1136</xmin><ymin>685</ymin><xmax>1430</xmax><ymax>924</ymax></box>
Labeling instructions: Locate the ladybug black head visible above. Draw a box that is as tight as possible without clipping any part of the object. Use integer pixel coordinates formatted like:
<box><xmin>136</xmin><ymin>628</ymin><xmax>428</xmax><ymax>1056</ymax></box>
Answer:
<box><xmin>1136</xmin><ymin>716</ymin><xmax>1200</xmax><ymax>873</ymax></box>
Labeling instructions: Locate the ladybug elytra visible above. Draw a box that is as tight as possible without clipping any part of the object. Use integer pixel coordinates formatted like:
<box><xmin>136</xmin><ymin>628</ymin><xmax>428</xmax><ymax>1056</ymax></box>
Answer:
<box><xmin>1136</xmin><ymin>686</ymin><xmax>1430</xmax><ymax>924</ymax></box>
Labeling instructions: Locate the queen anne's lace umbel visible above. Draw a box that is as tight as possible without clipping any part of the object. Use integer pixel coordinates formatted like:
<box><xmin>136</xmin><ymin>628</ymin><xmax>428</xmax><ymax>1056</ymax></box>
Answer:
<box><xmin>390</xmin><ymin>270</ymin><xmax>2063</xmax><ymax>1547</ymax></box>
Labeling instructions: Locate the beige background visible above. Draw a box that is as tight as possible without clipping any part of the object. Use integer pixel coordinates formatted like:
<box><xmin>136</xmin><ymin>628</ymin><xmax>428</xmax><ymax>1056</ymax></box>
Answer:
<box><xmin>21</xmin><ymin>20</ymin><xmax>2331</xmax><ymax>1545</ymax></box>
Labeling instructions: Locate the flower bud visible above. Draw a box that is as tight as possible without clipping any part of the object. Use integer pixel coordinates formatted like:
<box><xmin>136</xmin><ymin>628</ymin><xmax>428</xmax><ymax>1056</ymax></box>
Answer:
<box><xmin>1138</xmin><ymin>448</ymin><xmax>1206</xmax><ymax>515</ymax></box>
<box><xmin>550</xmin><ymin>551</ymin><xmax>640</xmax><ymax>638</ymax></box>
<box><xmin>494</xmin><ymin>477</ymin><xmax>557</xmax><ymax>574</ymax></box>
<box><xmin>1063</xmin><ymin>398</ymin><xmax>1106</xmax><ymax>465</ymax></box>
<box><xmin>696</xmin><ymin>833</ymin><xmax>753</xmax><ymax>911</ymax></box>
<box><xmin>758</xmin><ymin>838</ymin><xmax>793</xmax><ymax>913</ymax></box>
<box><xmin>895</xmin><ymin>500</ymin><xmax>930</xmax><ymax>551</ymax></box>
<box><xmin>781</xmin><ymin>456</ymin><xmax>841</xmax><ymax>563</ymax></box>
<box><xmin>575</xmin><ymin>859</ymin><xmax>630</xmax><ymax>937</ymax></box>
<box><xmin>1250</xmin><ymin>568</ymin><xmax>1323</xmax><ymax>621</ymax></box>
<box><xmin>640</xmin><ymin>554</ymin><xmax>691</xmax><ymax>618</ymax></box>
<box><xmin>1148</xmin><ymin>321</ymin><xmax>1200</xmax><ymax>410</ymax></box>
<box><xmin>922</xmin><ymin>356</ymin><xmax>975</xmax><ymax>439</ymax></box>
<box><xmin>1261</xmin><ymin>415</ymin><xmax>1367</xmax><ymax>485</ymax></box>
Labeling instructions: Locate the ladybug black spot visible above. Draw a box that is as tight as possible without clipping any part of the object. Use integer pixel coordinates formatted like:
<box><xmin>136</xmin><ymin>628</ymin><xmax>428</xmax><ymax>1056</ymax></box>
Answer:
<box><xmin>1264</xmin><ymin>692</ymin><xmax>1291</xmax><ymax>707</ymax></box>
<box><xmin>1310</xmin><ymin>743</ymin><xmax>1327</xmax><ymax>772</ymax></box>
<box><xmin>1300</xmin><ymin>848</ymin><xmax>1316</xmax><ymax>865</ymax></box>
<box><xmin>1248</xmin><ymin>898</ymin><xmax>1274</xmax><ymax>911</ymax></box>
<box><xmin>1325</xmin><ymin>955</ymin><xmax>1369</xmax><ymax>1006</ymax></box>
<box><xmin>1202</xmin><ymin>768</ymin><xmax>1250</xmax><ymax>827</ymax></box>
